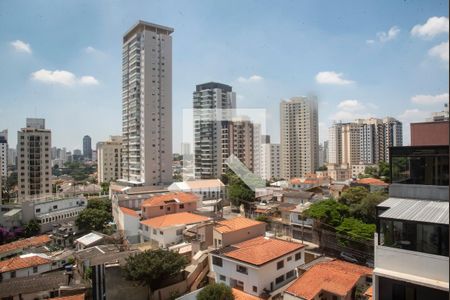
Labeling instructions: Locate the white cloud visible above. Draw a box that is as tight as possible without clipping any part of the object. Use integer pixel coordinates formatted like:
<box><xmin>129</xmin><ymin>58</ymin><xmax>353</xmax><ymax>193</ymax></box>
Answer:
<box><xmin>337</xmin><ymin>100</ymin><xmax>364</xmax><ymax>112</ymax></box>
<box><xmin>428</xmin><ymin>41</ymin><xmax>449</xmax><ymax>63</ymax></box>
<box><xmin>31</xmin><ymin>69</ymin><xmax>99</xmax><ymax>86</ymax></box>
<box><xmin>315</xmin><ymin>71</ymin><xmax>355</xmax><ymax>85</ymax></box>
<box><xmin>398</xmin><ymin>109</ymin><xmax>430</xmax><ymax>124</ymax></box>
<box><xmin>411</xmin><ymin>16</ymin><xmax>449</xmax><ymax>39</ymax></box>
<box><xmin>79</xmin><ymin>76</ymin><xmax>99</xmax><ymax>85</ymax></box>
<box><xmin>84</xmin><ymin>46</ymin><xmax>104</xmax><ymax>55</ymax></box>
<box><xmin>10</xmin><ymin>40</ymin><xmax>32</xmax><ymax>54</ymax></box>
<box><xmin>376</xmin><ymin>26</ymin><xmax>401</xmax><ymax>43</ymax></box>
<box><xmin>367</xmin><ymin>26</ymin><xmax>400</xmax><ymax>44</ymax></box>
<box><xmin>237</xmin><ymin>75</ymin><xmax>264</xmax><ymax>83</ymax></box>
<box><xmin>411</xmin><ymin>93</ymin><xmax>449</xmax><ymax>105</ymax></box>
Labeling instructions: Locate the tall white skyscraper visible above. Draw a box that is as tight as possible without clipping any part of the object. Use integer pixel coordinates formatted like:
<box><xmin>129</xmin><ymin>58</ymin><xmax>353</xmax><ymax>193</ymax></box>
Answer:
<box><xmin>121</xmin><ymin>21</ymin><xmax>173</xmax><ymax>186</ymax></box>
<box><xmin>280</xmin><ymin>96</ymin><xmax>319</xmax><ymax>179</ymax></box>
<box><xmin>17</xmin><ymin>118</ymin><xmax>51</xmax><ymax>201</ymax></box>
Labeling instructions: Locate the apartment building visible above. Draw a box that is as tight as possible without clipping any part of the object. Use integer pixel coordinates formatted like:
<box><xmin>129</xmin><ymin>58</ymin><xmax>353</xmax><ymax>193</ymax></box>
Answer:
<box><xmin>97</xmin><ymin>136</ymin><xmax>122</xmax><ymax>183</ymax></box>
<box><xmin>83</xmin><ymin>135</ymin><xmax>92</xmax><ymax>160</ymax></box>
<box><xmin>280</xmin><ymin>97</ymin><xmax>319</xmax><ymax>179</ymax></box>
<box><xmin>328</xmin><ymin>123</ymin><xmax>342</xmax><ymax>165</ymax></box>
<box><xmin>224</xmin><ymin>117</ymin><xmax>255</xmax><ymax>172</ymax></box>
<box><xmin>270</xmin><ymin>144</ymin><xmax>281</xmax><ymax>179</ymax></box>
<box><xmin>341</xmin><ymin>123</ymin><xmax>361</xmax><ymax>167</ymax></box>
<box><xmin>17</xmin><ymin>118</ymin><xmax>52</xmax><ymax>202</ymax></box>
<box><xmin>121</xmin><ymin>20</ymin><xmax>173</xmax><ymax>186</ymax></box>
<box><xmin>372</xmin><ymin>145</ymin><xmax>449</xmax><ymax>300</ymax></box>
<box><xmin>210</xmin><ymin>237</ymin><xmax>305</xmax><ymax>298</ymax></box>
<box><xmin>193</xmin><ymin>82</ymin><xmax>236</xmax><ymax>179</ymax></box>
<box><xmin>0</xmin><ymin>129</ymin><xmax>7</xmax><ymax>181</ymax></box>
<box><xmin>260</xmin><ymin>136</ymin><xmax>281</xmax><ymax>181</ymax></box>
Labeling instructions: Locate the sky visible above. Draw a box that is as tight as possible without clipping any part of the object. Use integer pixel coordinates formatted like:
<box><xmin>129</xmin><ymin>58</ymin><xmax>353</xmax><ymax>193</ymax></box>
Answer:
<box><xmin>0</xmin><ymin>0</ymin><xmax>448</xmax><ymax>152</ymax></box>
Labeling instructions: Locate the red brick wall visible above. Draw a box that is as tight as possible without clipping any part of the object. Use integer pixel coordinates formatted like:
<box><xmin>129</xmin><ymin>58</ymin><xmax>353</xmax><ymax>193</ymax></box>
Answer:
<box><xmin>411</xmin><ymin>121</ymin><xmax>449</xmax><ymax>146</ymax></box>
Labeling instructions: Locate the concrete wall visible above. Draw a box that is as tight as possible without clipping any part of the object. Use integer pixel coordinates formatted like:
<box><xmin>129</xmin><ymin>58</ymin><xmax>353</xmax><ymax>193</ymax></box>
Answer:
<box><xmin>213</xmin><ymin>223</ymin><xmax>266</xmax><ymax>248</ymax></box>
<box><xmin>389</xmin><ymin>183</ymin><xmax>449</xmax><ymax>201</ymax></box>
<box><xmin>411</xmin><ymin>122</ymin><xmax>449</xmax><ymax>146</ymax></box>
<box><xmin>142</xmin><ymin>201</ymin><xmax>197</xmax><ymax>219</ymax></box>
<box><xmin>1</xmin><ymin>262</ymin><xmax>53</xmax><ymax>280</ymax></box>
<box><xmin>105</xmin><ymin>265</ymin><xmax>149</xmax><ymax>300</ymax></box>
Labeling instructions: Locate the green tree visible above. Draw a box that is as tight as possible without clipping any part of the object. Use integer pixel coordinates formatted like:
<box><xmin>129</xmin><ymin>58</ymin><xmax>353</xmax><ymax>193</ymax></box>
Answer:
<box><xmin>350</xmin><ymin>192</ymin><xmax>387</xmax><ymax>223</ymax></box>
<box><xmin>24</xmin><ymin>219</ymin><xmax>41</xmax><ymax>237</ymax></box>
<box><xmin>378</xmin><ymin>161</ymin><xmax>390</xmax><ymax>181</ymax></box>
<box><xmin>338</xmin><ymin>186</ymin><xmax>369</xmax><ymax>206</ymax></box>
<box><xmin>100</xmin><ymin>182</ymin><xmax>110</xmax><ymax>194</ymax></box>
<box><xmin>124</xmin><ymin>249</ymin><xmax>189</xmax><ymax>292</ymax></box>
<box><xmin>336</xmin><ymin>217</ymin><xmax>376</xmax><ymax>242</ymax></box>
<box><xmin>225</xmin><ymin>171</ymin><xmax>255</xmax><ymax>207</ymax></box>
<box><xmin>197</xmin><ymin>283</ymin><xmax>234</xmax><ymax>300</ymax></box>
<box><xmin>305</xmin><ymin>199</ymin><xmax>349</xmax><ymax>227</ymax></box>
<box><xmin>255</xmin><ymin>215</ymin><xmax>269</xmax><ymax>223</ymax></box>
<box><xmin>87</xmin><ymin>197</ymin><xmax>111</xmax><ymax>211</ymax></box>
<box><xmin>76</xmin><ymin>208</ymin><xmax>112</xmax><ymax>232</ymax></box>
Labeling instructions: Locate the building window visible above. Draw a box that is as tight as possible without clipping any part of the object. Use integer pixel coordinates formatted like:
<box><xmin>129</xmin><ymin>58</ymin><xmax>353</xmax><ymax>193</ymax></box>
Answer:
<box><xmin>253</xmin><ymin>286</ymin><xmax>258</xmax><ymax>293</ymax></box>
<box><xmin>287</xmin><ymin>256</ymin><xmax>292</xmax><ymax>261</ymax></box>
<box><xmin>160</xmin><ymin>206</ymin><xmax>163</xmax><ymax>210</ymax></box>
<box><xmin>295</xmin><ymin>252</ymin><xmax>302</xmax><ymax>261</ymax></box>
<box><xmin>35</xmin><ymin>208</ymin><xmax>41</xmax><ymax>213</ymax></box>
<box><xmin>159</xmin><ymin>231</ymin><xmax>163</xmax><ymax>235</ymax></box>
<box><xmin>212</xmin><ymin>256</ymin><xmax>223</xmax><ymax>267</ymax></box>
<box><xmin>179</xmin><ymin>204</ymin><xmax>184</xmax><ymax>209</ymax></box>
<box><xmin>277</xmin><ymin>260</ymin><xmax>284</xmax><ymax>270</ymax></box>
<box><xmin>10</xmin><ymin>271</ymin><xmax>16</xmax><ymax>278</ymax></box>
<box><xmin>153</xmin><ymin>229</ymin><xmax>157</xmax><ymax>234</ymax></box>
<box><xmin>176</xmin><ymin>229</ymin><xmax>183</xmax><ymax>236</ymax></box>
<box><xmin>286</xmin><ymin>270</ymin><xmax>295</xmax><ymax>279</ymax></box>
<box><xmin>236</xmin><ymin>265</ymin><xmax>248</xmax><ymax>275</ymax></box>
<box><xmin>33</xmin><ymin>266</ymin><xmax>38</xmax><ymax>273</ymax></box>
<box><xmin>219</xmin><ymin>275</ymin><xmax>226</xmax><ymax>281</ymax></box>
<box><xmin>275</xmin><ymin>275</ymin><xmax>284</xmax><ymax>285</ymax></box>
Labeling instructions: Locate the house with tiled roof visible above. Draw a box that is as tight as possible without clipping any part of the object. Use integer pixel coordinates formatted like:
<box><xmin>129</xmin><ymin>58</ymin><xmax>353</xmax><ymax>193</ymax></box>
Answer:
<box><xmin>210</xmin><ymin>236</ymin><xmax>305</xmax><ymax>298</ymax></box>
<box><xmin>139</xmin><ymin>212</ymin><xmax>210</xmax><ymax>248</ymax></box>
<box><xmin>140</xmin><ymin>192</ymin><xmax>200</xmax><ymax>219</ymax></box>
<box><xmin>283</xmin><ymin>259</ymin><xmax>372</xmax><ymax>300</ymax></box>
<box><xmin>116</xmin><ymin>206</ymin><xmax>141</xmax><ymax>243</ymax></box>
<box><xmin>0</xmin><ymin>235</ymin><xmax>51</xmax><ymax>260</ymax></box>
<box><xmin>213</xmin><ymin>217</ymin><xmax>266</xmax><ymax>248</ymax></box>
<box><xmin>168</xmin><ymin>179</ymin><xmax>225</xmax><ymax>200</ymax></box>
<box><xmin>0</xmin><ymin>253</ymin><xmax>56</xmax><ymax>281</ymax></box>
<box><xmin>352</xmin><ymin>177</ymin><xmax>389</xmax><ymax>193</ymax></box>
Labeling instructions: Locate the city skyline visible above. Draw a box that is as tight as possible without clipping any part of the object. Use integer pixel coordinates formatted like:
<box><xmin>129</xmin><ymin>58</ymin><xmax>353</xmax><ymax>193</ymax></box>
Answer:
<box><xmin>0</xmin><ymin>1</ymin><xmax>448</xmax><ymax>151</ymax></box>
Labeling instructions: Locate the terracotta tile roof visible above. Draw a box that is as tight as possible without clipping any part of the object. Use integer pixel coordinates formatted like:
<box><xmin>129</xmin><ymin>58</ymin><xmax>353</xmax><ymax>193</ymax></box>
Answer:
<box><xmin>141</xmin><ymin>192</ymin><xmax>199</xmax><ymax>207</ymax></box>
<box><xmin>50</xmin><ymin>294</ymin><xmax>85</xmax><ymax>300</ymax></box>
<box><xmin>140</xmin><ymin>212</ymin><xmax>210</xmax><ymax>229</ymax></box>
<box><xmin>356</xmin><ymin>178</ymin><xmax>389</xmax><ymax>186</ymax></box>
<box><xmin>223</xmin><ymin>237</ymin><xmax>304</xmax><ymax>266</ymax></box>
<box><xmin>0</xmin><ymin>235</ymin><xmax>51</xmax><ymax>255</ymax></box>
<box><xmin>364</xmin><ymin>285</ymin><xmax>373</xmax><ymax>300</ymax></box>
<box><xmin>119</xmin><ymin>206</ymin><xmax>140</xmax><ymax>218</ymax></box>
<box><xmin>232</xmin><ymin>288</ymin><xmax>263</xmax><ymax>300</ymax></box>
<box><xmin>215</xmin><ymin>217</ymin><xmax>264</xmax><ymax>234</ymax></box>
<box><xmin>0</xmin><ymin>254</ymin><xmax>52</xmax><ymax>273</ymax></box>
<box><xmin>285</xmin><ymin>259</ymin><xmax>372</xmax><ymax>300</ymax></box>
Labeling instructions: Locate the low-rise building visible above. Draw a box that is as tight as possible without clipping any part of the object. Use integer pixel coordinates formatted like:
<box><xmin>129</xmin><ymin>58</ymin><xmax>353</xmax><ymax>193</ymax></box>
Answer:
<box><xmin>0</xmin><ymin>235</ymin><xmax>51</xmax><ymax>260</ymax></box>
<box><xmin>329</xmin><ymin>184</ymin><xmax>349</xmax><ymax>199</ymax></box>
<box><xmin>116</xmin><ymin>206</ymin><xmax>141</xmax><ymax>243</ymax></box>
<box><xmin>21</xmin><ymin>196</ymin><xmax>87</xmax><ymax>232</ymax></box>
<box><xmin>351</xmin><ymin>164</ymin><xmax>378</xmax><ymax>178</ymax></box>
<box><xmin>74</xmin><ymin>232</ymin><xmax>111</xmax><ymax>251</ymax></box>
<box><xmin>167</xmin><ymin>179</ymin><xmax>225</xmax><ymax>200</ymax></box>
<box><xmin>326</xmin><ymin>164</ymin><xmax>351</xmax><ymax>181</ymax></box>
<box><xmin>283</xmin><ymin>259</ymin><xmax>372</xmax><ymax>300</ymax></box>
<box><xmin>141</xmin><ymin>192</ymin><xmax>200</xmax><ymax>219</ymax></box>
<box><xmin>352</xmin><ymin>178</ymin><xmax>389</xmax><ymax>193</ymax></box>
<box><xmin>213</xmin><ymin>217</ymin><xmax>266</xmax><ymax>248</ymax></box>
<box><xmin>210</xmin><ymin>236</ymin><xmax>305</xmax><ymax>298</ymax></box>
<box><xmin>139</xmin><ymin>212</ymin><xmax>210</xmax><ymax>248</ymax></box>
<box><xmin>0</xmin><ymin>253</ymin><xmax>55</xmax><ymax>280</ymax></box>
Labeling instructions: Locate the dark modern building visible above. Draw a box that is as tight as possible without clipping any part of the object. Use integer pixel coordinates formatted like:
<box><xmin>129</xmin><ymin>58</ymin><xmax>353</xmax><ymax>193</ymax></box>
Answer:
<box><xmin>83</xmin><ymin>135</ymin><xmax>92</xmax><ymax>160</ymax></box>
<box><xmin>373</xmin><ymin>145</ymin><xmax>449</xmax><ymax>300</ymax></box>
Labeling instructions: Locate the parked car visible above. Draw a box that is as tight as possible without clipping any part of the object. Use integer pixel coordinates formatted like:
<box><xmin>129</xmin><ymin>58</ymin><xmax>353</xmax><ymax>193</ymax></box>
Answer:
<box><xmin>340</xmin><ymin>252</ymin><xmax>359</xmax><ymax>264</ymax></box>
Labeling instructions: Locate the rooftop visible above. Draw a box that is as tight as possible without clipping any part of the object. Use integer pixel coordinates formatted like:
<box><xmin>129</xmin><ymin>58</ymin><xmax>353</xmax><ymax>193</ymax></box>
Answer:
<box><xmin>0</xmin><ymin>235</ymin><xmax>51</xmax><ymax>255</ymax></box>
<box><xmin>214</xmin><ymin>217</ymin><xmax>264</xmax><ymax>234</ymax></box>
<box><xmin>170</xmin><ymin>179</ymin><xmax>225</xmax><ymax>190</ymax></box>
<box><xmin>378</xmin><ymin>197</ymin><xmax>448</xmax><ymax>225</ymax></box>
<box><xmin>0</xmin><ymin>253</ymin><xmax>52</xmax><ymax>273</ymax></box>
<box><xmin>75</xmin><ymin>232</ymin><xmax>105</xmax><ymax>246</ymax></box>
<box><xmin>119</xmin><ymin>206</ymin><xmax>140</xmax><ymax>218</ymax></box>
<box><xmin>50</xmin><ymin>294</ymin><xmax>86</xmax><ymax>300</ymax></box>
<box><xmin>232</xmin><ymin>288</ymin><xmax>263</xmax><ymax>300</ymax></box>
<box><xmin>140</xmin><ymin>212</ymin><xmax>210</xmax><ymax>229</ymax></box>
<box><xmin>123</xmin><ymin>20</ymin><xmax>174</xmax><ymax>41</ymax></box>
<box><xmin>356</xmin><ymin>178</ymin><xmax>389</xmax><ymax>187</ymax></box>
<box><xmin>141</xmin><ymin>192</ymin><xmax>199</xmax><ymax>207</ymax></box>
<box><xmin>285</xmin><ymin>259</ymin><xmax>372</xmax><ymax>300</ymax></box>
<box><xmin>219</xmin><ymin>236</ymin><xmax>304</xmax><ymax>266</ymax></box>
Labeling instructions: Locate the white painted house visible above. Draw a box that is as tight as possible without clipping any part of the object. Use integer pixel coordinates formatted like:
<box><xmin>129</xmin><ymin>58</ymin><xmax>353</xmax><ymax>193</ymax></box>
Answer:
<box><xmin>210</xmin><ymin>236</ymin><xmax>305</xmax><ymax>298</ymax></box>
<box><xmin>0</xmin><ymin>253</ymin><xmax>55</xmax><ymax>281</ymax></box>
<box><xmin>116</xmin><ymin>206</ymin><xmax>141</xmax><ymax>243</ymax></box>
<box><xmin>139</xmin><ymin>212</ymin><xmax>210</xmax><ymax>248</ymax></box>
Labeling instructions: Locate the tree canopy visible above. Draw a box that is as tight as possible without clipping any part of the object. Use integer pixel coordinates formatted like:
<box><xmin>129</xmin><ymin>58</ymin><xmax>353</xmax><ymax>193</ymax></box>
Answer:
<box><xmin>76</xmin><ymin>208</ymin><xmax>112</xmax><ymax>232</ymax></box>
<box><xmin>197</xmin><ymin>283</ymin><xmax>234</xmax><ymax>300</ymax></box>
<box><xmin>304</xmin><ymin>199</ymin><xmax>349</xmax><ymax>227</ymax></box>
<box><xmin>24</xmin><ymin>219</ymin><xmax>41</xmax><ymax>237</ymax></box>
<box><xmin>124</xmin><ymin>249</ymin><xmax>189</xmax><ymax>291</ymax></box>
<box><xmin>224</xmin><ymin>171</ymin><xmax>255</xmax><ymax>207</ymax></box>
<box><xmin>336</xmin><ymin>217</ymin><xmax>376</xmax><ymax>242</ymax></box>
<box><xmin>338</xmin><ymin>187</ymin><xmax>369</xmax><ymax>206</ymax></box>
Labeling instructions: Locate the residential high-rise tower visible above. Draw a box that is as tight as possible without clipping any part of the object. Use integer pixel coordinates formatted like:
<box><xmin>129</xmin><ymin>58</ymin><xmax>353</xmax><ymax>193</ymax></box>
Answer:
<box><xmin>83</xmin><ymin>135</ymin><xmax>92</xmax><ymax>160</ymax></box>
<box><xmin>121</xmin><ymin>21</ymin><xmax>173</xmax><ymax>186</ymax></box>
